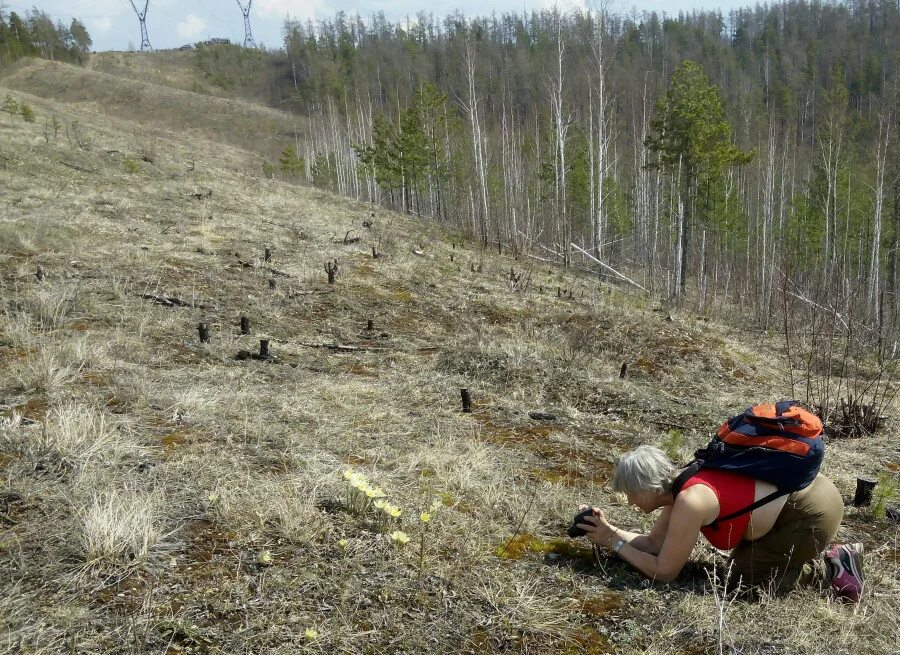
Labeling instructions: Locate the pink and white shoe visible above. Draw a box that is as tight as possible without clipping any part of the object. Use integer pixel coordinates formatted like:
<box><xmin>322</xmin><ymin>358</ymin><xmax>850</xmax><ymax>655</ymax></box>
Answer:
<box><xmin>825</xmin><ymin>542</ymin><xmax>865</xmax><ymax>603</ymax></box>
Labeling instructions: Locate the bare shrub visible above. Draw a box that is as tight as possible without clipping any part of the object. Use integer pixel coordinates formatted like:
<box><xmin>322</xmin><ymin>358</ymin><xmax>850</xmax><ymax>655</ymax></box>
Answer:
<box><xmin>77</xmin><ymin>488</ymin><xmax>161</xmax><ymax>574</ymax></box>
<box><xmin>780</xmin><ymin>280</ymin><xmax>897</xmax><ymax>438</ymax></box>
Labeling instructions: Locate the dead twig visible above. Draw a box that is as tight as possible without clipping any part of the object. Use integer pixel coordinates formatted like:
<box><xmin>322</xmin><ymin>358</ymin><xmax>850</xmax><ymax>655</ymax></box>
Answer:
<box><xmin>297</xmin><ymin>342</ymin><xmax>390</xmax><ymax>353</ymax></box>
<box><xmin>138</xmin><ymin>294</ymin><xmax>211</xmax><ymax>310</ymax></box>
<box><xmin>59</xmin><ymin>161</ymin><xmax>98</xmax><ymax>174</ymax></box>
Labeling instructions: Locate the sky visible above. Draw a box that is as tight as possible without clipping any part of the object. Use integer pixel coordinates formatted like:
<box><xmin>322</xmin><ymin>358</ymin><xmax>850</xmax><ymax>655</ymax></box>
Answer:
<box><xmin>2</xmin><ymin>0</ymin><xmax>756</xmax><ymax>52</ymax></box>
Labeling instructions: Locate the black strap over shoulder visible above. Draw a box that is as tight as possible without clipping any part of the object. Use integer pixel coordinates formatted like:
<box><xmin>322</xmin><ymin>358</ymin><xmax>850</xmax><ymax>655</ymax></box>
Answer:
<box><xmin>671</xmin><ymin>461</ymin><xmax>702</xmax><ymax>498</ymax></box>
<box><xmin>708</xmin><ymin>489</ymin><xmax>790</xmax><ymax>529</ymax></box>
<box><xmin>671</xmin><ymin>461</ymin><xmax>790</xmax><ymax>530</ymax></box>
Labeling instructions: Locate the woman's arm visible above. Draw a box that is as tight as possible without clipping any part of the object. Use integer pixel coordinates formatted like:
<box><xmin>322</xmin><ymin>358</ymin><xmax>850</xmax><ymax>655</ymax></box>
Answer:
<box><xmin>579</xmin><ymin>492</ymin><xmax>708</xmax><ymax>582</ymax></box>
<box><xmin>581</xmin><ymin>505</ymin><xmax>672</xmax><ymax>555</ymax></box>
<box><xmin>584</xmin><ymin>505</ymin><xmax>672</xmax><ymax>555</ymax></box>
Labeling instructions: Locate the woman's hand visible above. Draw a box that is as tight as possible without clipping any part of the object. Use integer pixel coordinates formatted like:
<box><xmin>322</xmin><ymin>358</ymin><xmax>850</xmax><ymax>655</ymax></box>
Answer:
<box><xmin>576</xmin><ymin>506</ymin><xmax>617</xmax><ymax>549</ymax></box>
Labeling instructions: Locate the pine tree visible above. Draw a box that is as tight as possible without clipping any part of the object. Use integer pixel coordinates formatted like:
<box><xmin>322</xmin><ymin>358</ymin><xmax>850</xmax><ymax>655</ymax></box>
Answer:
<box><xmin>19</xmin><ymin>102</ymin><xmax>35</xmax><ymax>123</ymax></box>
<box><xmin>278</xmin><ymin>144</ymin><xmax>303</xmax><ymax>178</ymax></box>
<box><xmin>645</xmin><ymin>60</ymin><xmax>754</xmax><ymax>297</ymax></box>
<box><xmin>1</xmin><ymin>95</ymin><xmax>19</xmax><ymax>121</ymax></box>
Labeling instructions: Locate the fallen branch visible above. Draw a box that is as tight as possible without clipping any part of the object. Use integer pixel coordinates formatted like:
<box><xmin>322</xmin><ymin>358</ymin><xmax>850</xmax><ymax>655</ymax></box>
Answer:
<box><xmin>139</xmin><ymin>294</ymin><xmax>211</xmax><ymax>310</ymax></box>
<box><xmin>59</xmin><ymin>161</ymin><xmax>97</xmax><ymax>174</ymax></box>
<box><xmin>287</xmin><ymin>289</ymin><xmax>336</xmax><ymax>298</ymax></box>
<box><xmin>570</xmin><ymin>243</ymin><xmax>649</xmax><ymax>294</ymax></box>
<box><xmin>647</xmin><ymin>419</ymin><xmax>694</xmax><ymax>431</ymax></box>
<box><xmin>297</xmin><ymin>341</ymin><xmax>390</xmax><ymax>353</ymax></box>
<box><xmin>779</xmin><ymin>288</ymin><xmax>850</xmax><ymax>331</ymax></box>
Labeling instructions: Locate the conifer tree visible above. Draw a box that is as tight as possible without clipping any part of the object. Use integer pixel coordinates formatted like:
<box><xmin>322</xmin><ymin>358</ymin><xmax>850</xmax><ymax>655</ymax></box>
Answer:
<box><xmin>645</xmin><ymin>60</ymin><xmax>754</xmax><ymax>297</ymax></box>
<box><xmin>278</xmin><ymin>144</ymin><xmax>303</xmax><ymax>178</ymax></box>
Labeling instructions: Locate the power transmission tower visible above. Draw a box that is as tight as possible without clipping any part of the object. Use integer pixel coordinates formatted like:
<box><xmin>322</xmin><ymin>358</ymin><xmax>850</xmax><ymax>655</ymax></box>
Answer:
<box><xmin>236</xmin><ymin>0</ymin><xmax>257</xmax><ymax>49</ymax></box>
<box><xmin>128</xmin><ymin>1</ymin><xmax>152</xmax><ymax>51</ymax></box>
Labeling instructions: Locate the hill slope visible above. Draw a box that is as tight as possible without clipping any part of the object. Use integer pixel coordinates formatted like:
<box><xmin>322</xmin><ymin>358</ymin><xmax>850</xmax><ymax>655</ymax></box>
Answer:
<box><xmin>0</xmin><ymin>62</ymin><xmax>898</xmax><ymax>655</ymax></box>
<box><xmin>87</xmin><ymin>51</ymin><xmax>211</xmax><ymax>95</ymax></box>
<box><xmin>1</xmin><ymin>58</ymin><xmax>301</xmax><ymax>160</ymax></box>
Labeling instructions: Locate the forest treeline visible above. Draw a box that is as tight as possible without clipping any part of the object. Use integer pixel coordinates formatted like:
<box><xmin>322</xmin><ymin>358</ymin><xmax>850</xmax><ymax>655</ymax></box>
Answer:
<box><xmin>229</xmin><ymin>0</ymin><xmax>897</xmax><ymax>337</ymax></box>
<box><xmin>2</xmin><ymin>2</ymin><xmax>898</xmax><ymax>341</ymax></box>
<box><xmin>0</xmin><ymin>8</ymin><xmax>91</xmax><ymax>68</ymax></box>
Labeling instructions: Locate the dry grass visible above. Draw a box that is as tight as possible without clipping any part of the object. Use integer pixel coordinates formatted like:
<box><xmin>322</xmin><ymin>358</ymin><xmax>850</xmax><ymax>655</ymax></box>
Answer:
<box><xmin>0</xmin><ymin>62</ymin><xmax>897</xmax><ymax>655</ymax></box>
<box><xmin>77</xmin><ymin>487</ymin><xmax>162</xmax><ymax>575</ymax></box>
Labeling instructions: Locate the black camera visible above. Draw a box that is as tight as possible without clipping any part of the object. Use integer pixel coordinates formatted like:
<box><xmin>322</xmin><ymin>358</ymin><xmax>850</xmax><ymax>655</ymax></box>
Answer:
<box><xmin>567</xmin><ymin>508</ymin><xmax>596</xmax><ymax>538</ymax></box>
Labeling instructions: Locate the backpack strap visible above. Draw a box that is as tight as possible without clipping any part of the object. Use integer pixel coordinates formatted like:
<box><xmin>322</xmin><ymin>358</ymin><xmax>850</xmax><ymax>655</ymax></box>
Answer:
<box><xmin>671</xmin><ymin>462</ymin><xmax>791</xmax><ymax>529</ymax></box>
<box><xmin>671</xmin><ymin>461</ymin><xmax>702</xmax><ymax>498</ymax></box>
<box><xmin>706</xmin><ymin>489</ymin><xmax>790</xmax><ymax>530</ymax></box>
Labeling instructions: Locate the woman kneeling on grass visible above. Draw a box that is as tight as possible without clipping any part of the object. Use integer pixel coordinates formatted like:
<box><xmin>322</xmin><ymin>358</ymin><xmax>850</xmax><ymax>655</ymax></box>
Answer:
<box><xmin>576</xmin><ymin>445</ymin><xmax>864</xmax><ymax>601</ymax></box>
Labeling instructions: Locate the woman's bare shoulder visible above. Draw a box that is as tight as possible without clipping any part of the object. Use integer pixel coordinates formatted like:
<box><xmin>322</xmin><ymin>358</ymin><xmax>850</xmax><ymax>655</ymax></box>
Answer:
<box><xmin>674</xmin><ymin>484</ymin><xmax>720</xmax><ymax>524</ymax></box>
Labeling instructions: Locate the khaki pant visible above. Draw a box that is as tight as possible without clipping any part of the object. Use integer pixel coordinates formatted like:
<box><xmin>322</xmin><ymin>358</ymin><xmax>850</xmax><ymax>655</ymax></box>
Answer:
<box><xmin>728</xmin><ymin>474</ymin><xmax>843</xmax><ymax>595</ymax></box>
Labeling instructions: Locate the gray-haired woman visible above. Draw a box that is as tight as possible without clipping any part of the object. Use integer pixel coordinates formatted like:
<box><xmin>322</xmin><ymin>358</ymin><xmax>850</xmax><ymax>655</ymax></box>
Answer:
<box><xmin>575</xmin><ymin>445</ymin><xmax>863</xmax><ymax>600</ymax></box>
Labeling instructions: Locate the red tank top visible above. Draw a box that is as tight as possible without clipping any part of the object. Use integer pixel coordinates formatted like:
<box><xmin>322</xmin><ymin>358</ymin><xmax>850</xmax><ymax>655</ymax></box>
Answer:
<box><xmin>680</xmin><ymin>469</ymin><xmax>756</xmax><ymax>550</ymax></box>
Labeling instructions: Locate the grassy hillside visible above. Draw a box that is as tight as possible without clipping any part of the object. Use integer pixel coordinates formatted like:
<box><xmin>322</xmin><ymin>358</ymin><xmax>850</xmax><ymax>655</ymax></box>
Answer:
<box><xmin>1</xmin><ymin>58</ymin><xmax>301</xmax><ymax>161</ymax></box>
<box><xmin>87</xmin><ymin>50</ymin><xmax>282</xmax><ymax>106</ymax></box>
<box><xmin>0</xmin><ymin>63</ymin><xmax>898</xmax><ymax>655</ymax></box>
<box><xmin>87</xmin><ymin>51</ymin><xmax>215</xmax><ymax>96</ymax></box>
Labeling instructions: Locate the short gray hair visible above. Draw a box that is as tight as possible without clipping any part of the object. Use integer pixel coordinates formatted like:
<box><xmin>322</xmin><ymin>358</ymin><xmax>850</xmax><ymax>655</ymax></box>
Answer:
<box><xmin>612</xmin><ymin>445</ymin><xmax>675</xmax><ymax>494</ymax></box>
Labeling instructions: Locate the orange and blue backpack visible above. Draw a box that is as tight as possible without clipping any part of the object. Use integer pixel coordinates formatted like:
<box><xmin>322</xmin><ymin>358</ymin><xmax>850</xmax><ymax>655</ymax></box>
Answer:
<box><xmin>672</xmin><ymin>400</ymin><xmax>825</xmax><ymax>527</ymax></box>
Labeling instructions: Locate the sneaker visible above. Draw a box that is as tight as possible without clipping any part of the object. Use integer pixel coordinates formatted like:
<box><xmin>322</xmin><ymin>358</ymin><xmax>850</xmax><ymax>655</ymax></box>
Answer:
<box><xmin>825</xmin><ymin>542</ymin><xmax>865</xmax><ymax>603</ymax></box>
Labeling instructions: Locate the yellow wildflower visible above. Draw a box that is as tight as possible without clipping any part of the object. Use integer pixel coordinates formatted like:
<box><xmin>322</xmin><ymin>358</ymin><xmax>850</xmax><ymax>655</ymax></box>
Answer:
<box><xmin>373</xmin><ymin>499</ymin><xmax>387</xmax><ymax>510</ymax></box>
<box><xmin>338</xmin><ymin>539</ymin><xmax>348</xmax><ymax>549</ymax></box>
<box><xmin>390</xmin><ymin>530</ymin><xmax>410</xmax><ymax>545</ymax></box>
<box><xmin>388</xmin><ymin>505</ymin><xmax>402</xmax><ymax>518</ymax></box>
<box><xmin>304</xmin><ymin>628</ymin><xmax>318</xmax><ymax>640</ymax></box>
<box><xmin>419</xmin><ymin>512</ymin><xmax>431</xmax><ymax>523</ymax></box>
<box><xmin>342</xmin><ymin>468</ymin><xmax>355</xmax><ymax>480</ymax></box>
<box><xmin>257</xmin><ymin>550</ymin><xmax>273</xmax><ymax>565</ymax></box>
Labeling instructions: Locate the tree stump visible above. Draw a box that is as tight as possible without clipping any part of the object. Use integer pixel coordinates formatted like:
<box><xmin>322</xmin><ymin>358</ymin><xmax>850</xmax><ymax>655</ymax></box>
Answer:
<box><xmin>240</xmin><ymin>316</ymin><xmax>250</xmax><ymax>335</ymax></box>
<box><xmin>461</xmin><ymin>388</ymin><xmax>472</xmax><ymax>414</ymax></box>
<box><xmin>620</xmin><ymin>363</ymin><xmax>628</xmax><ymax>379</ymax></box>
<box><xmin>198</xmin><ymin>323</ymin><xmax>210</xmax><ymax>343</ymax></box>
<box><xmin>259</xmin><ymin>339</ymin><xmax>271</xmax><ymax>359</ymax></box>
<box><xmin>853</xmin><ymin>477</ymin><xmax>877</xmax><ymax>507</ymax></box>
<box><xmin>325</xmin><ymin>259</ymin><xmax>338</xmax><ymax>284</ymax></box>
<box><xmin>367</xmin><ymin>319</ymin><xmax>374</xmax><ymax>331</ymax></box>
<box><xmin>35</xmin><ymin>265</ymin><xmax>45</xmax><ymax>282</ymax></box>
<box><xmin>268</xmin><ymin>278</ymin><xmax>276</xmax><ymax>290</ymax></box>
<box><xmin>264</xmin><ymin>246</ymin><xmax>272</xmax><ymax>262</ymax></box>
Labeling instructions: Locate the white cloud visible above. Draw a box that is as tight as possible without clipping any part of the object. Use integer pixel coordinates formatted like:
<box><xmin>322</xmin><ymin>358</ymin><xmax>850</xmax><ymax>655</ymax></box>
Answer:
<box><xmin>176</xmin><ymin>13</ymin><xmax>207</xmax><ymax>39</ymax></box>
<box><xmin>534</xmin><ymin>0</ymin><xmax>590</xmax><ymax>11</ymax></box>
<box><xmin>91</xmin><ymin>16</ymin><xmax>113</xmax><ymax>34</ymax></box>
<box><xmin>254</xmin><ymin>0</ymin><xmax>332</xmax><ymax>19</ymax></box>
